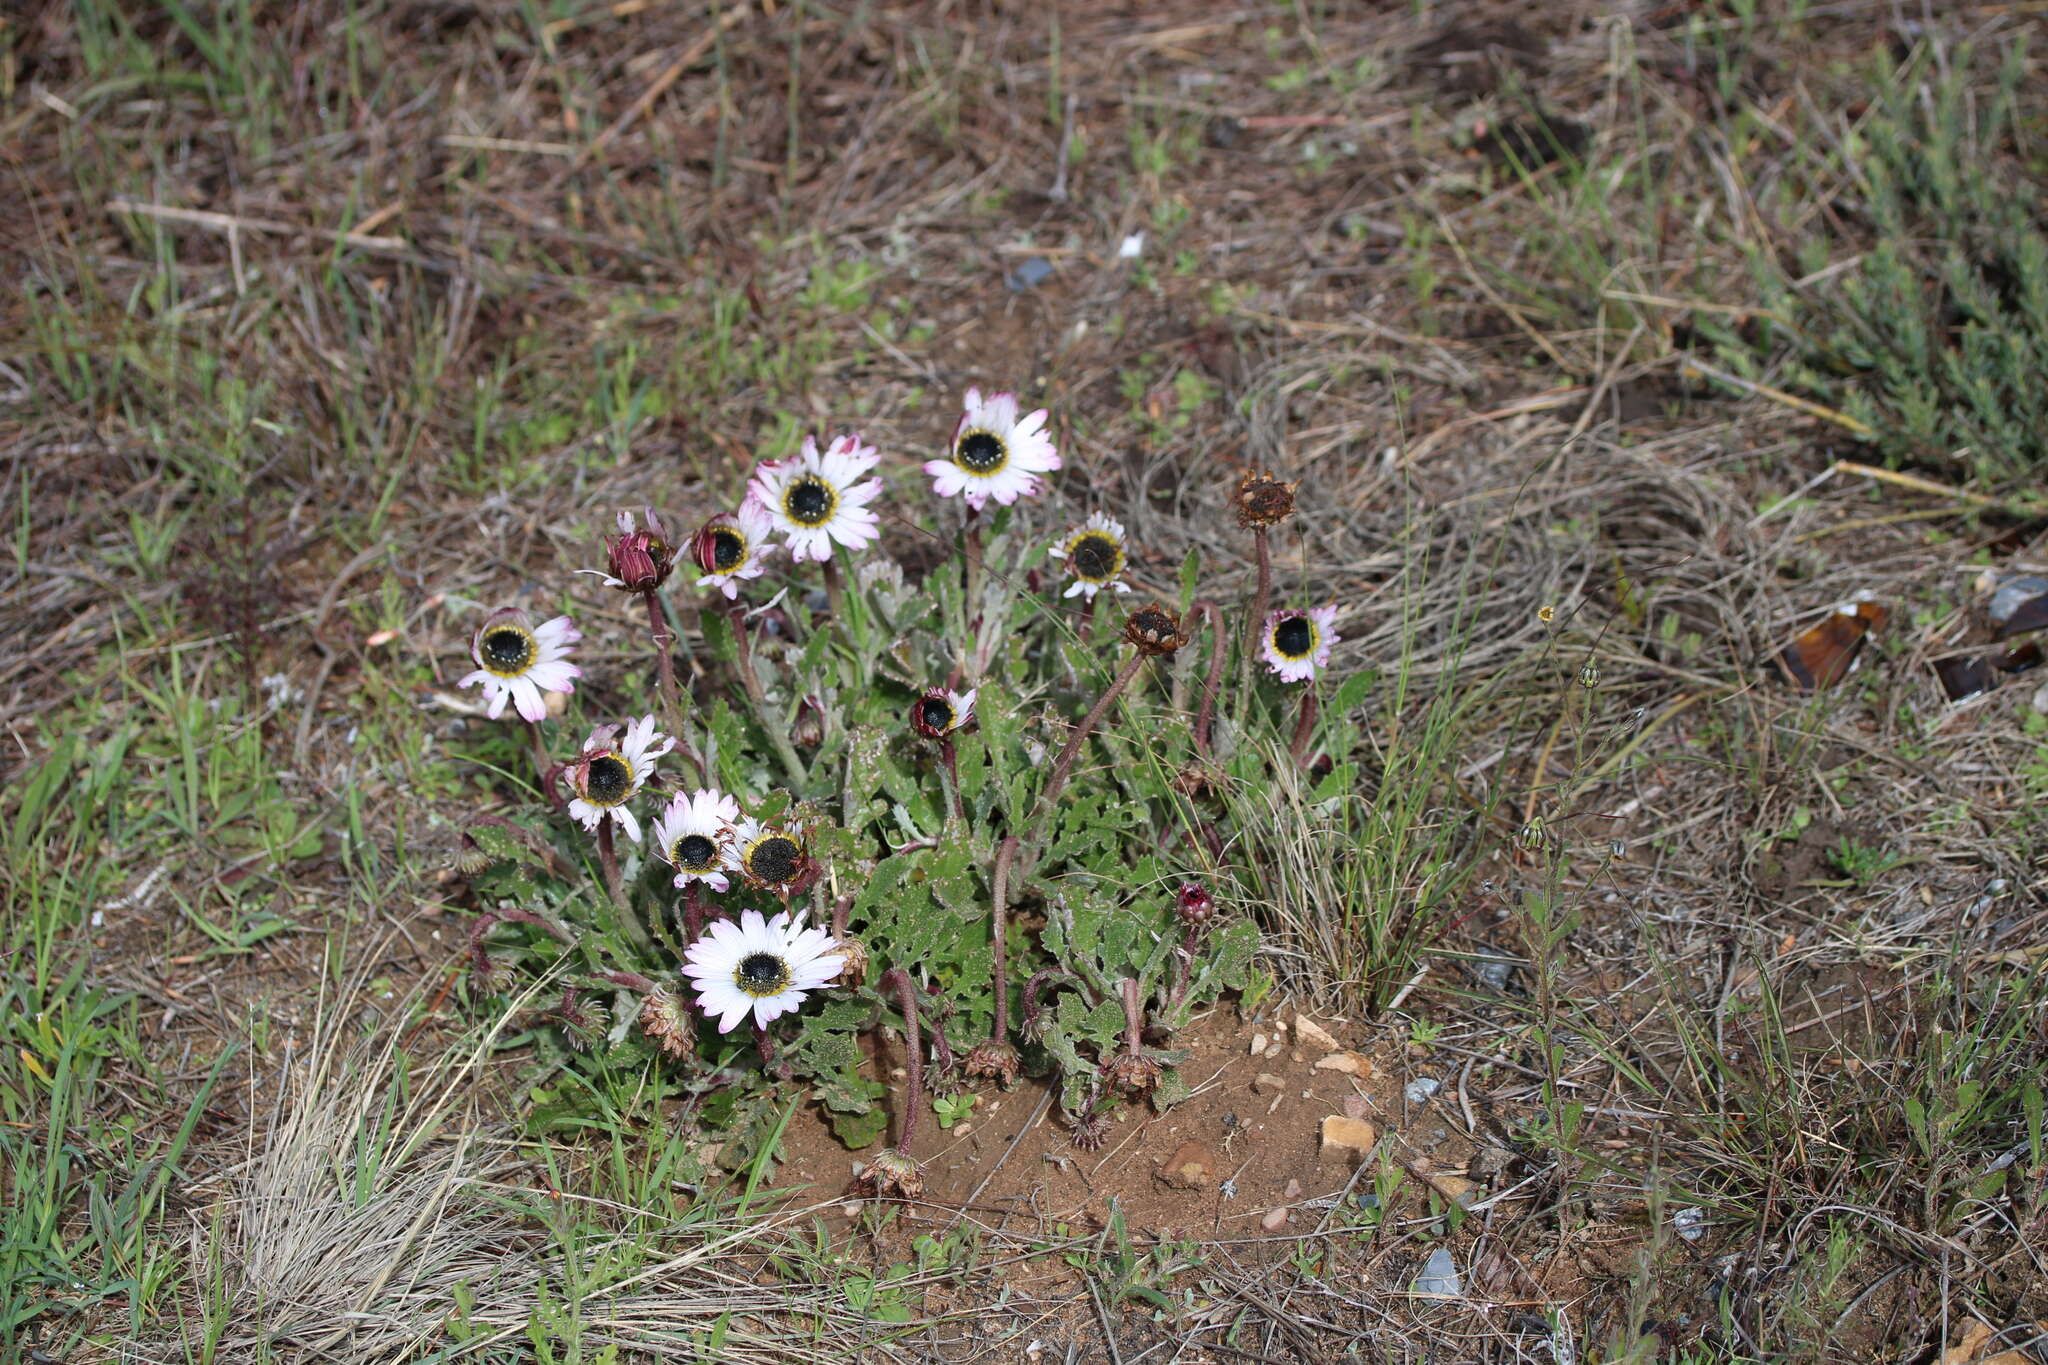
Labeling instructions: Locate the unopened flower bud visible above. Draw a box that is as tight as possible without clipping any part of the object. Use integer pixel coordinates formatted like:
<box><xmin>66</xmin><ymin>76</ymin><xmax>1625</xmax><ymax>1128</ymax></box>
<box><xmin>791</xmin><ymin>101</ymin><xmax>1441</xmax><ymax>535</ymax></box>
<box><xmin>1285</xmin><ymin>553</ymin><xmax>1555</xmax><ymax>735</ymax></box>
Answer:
<box><xmin>1175</xmin><ymin>882</ymin><xmax>1215</xmax><ymax>928</ymax></box>
<box><xmin>594</xmin><ymin>509</ymin><xmax>674</xmax><ymax>593</ymax></box>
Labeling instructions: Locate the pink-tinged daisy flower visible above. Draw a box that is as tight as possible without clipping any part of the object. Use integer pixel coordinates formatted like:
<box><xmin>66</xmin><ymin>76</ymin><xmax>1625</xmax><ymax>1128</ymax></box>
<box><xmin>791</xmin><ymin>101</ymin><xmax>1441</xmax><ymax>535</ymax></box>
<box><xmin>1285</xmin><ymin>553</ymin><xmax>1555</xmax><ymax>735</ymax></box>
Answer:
<box><xmin>457</xmin><ymin>608</ymin><xmax>581</xmax><ymax>722</ymax></box>
<box><xmin>747</xmin><ymin>433</ymin><xmax>883</xmax><ymax>563</ymax></box>
<box><xmin>579</xmin><ymin>509</ymin><xmax>676</xmax><ymax>593</ymax></box>
<box><xmin>1047</xmin><ymin>513</ymin><xmax>1132</xmax><ymax>599</ymax></box>
<box><xmin>1260</xmin><ymin>605</ymin><xmax>1339</xmax><ymax>683</ymax></box>
<box><xmin>924</xmin><ymin>387</ymin><xmax>1060</xmax><ymax>509</ymax></box>
<box><xmin>909</xmin><ymin>687</ymin><xmax>976</xmax><ymax>739</ymax></box>
<box><xmin>683</xmin><ymin>908</ymin><xmax>845</xmax><ymax>1034</ymax></box>
<box><xmin>691</xmin><ymin>502</ymin><xmax>777</xmax><ymax>599</ymax></box>
<box><xmin>731</xmin><ymin>816</ymin><xmax>819</xmax><ymax>897</ymax></box>
<box><xmin>651</xmin><ymin>787</ymin><xmax>742</xmax><ymax>891</ymax></box>
<box><xmin>565</xmin><ymin>715</ymin><xmax>673</xmax><ymax>842</ymax></box>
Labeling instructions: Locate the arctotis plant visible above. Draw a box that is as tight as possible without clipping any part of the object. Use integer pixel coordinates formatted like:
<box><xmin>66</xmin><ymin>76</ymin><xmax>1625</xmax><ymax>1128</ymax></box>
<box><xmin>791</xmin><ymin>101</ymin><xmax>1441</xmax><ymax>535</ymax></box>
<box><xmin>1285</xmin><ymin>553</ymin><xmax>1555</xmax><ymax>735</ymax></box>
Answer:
<box><xmin>451</xmin><ymin>389</ymin><xmax>1342</xmax><ymax>1190</ymax></box>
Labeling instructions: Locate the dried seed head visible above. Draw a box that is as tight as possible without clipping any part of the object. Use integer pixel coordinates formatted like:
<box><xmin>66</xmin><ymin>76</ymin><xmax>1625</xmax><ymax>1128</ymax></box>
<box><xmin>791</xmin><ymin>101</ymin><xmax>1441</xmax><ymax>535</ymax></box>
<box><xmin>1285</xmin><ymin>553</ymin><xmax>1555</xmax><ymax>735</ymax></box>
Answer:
<box><xmin>1105</xmin><ymin>1049</ymin><xmax>1162</xmax><ymax>1097</ymax></box>
<box><xmin>831</xmin><ymin>934</ymin><xmax>870</xmax><ymax>988</ymax></box>
<box><xmin>1068</xmin><ymin>1112</ymin><xmax>1111</xmax><ymax>1151</ymax></box>
<box><xmin>859</xmin><ymin>1146</ymin><xmax>925</xmax><ymax>1200</ymax></box>
<box><xmin>964</xmin><ymin>1040</ymin><xmax>1021</xmax><ymax>1089</ymax></box>
<box><xmin>1232</xmin><ymin>470</ymin><xmax>1297</xmax><ymax>528</ymax></box>
<box><xmin>1123</xmin><ymin>603</ymin><xmax>1189</xmax><ymax>657</ymax></box>
<box><xmin>640</xmin><ymin>984</ymin><xmax>697</xmax><ymax>1060</ymax></box>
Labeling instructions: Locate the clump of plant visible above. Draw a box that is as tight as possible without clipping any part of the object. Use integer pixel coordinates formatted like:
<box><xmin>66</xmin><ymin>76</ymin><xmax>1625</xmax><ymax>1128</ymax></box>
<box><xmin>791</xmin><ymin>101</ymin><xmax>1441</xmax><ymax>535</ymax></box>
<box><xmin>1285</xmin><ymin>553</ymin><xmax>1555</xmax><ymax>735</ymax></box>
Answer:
<box><xmin>451</xmin><ymin>388</ymin><xmax>1349</xmax><ymax>1190</ymax></box>
<box><xmin>1694</xmin><ymin>42</ymin><xmax>2048</xmax><ymax>490</ymax></box>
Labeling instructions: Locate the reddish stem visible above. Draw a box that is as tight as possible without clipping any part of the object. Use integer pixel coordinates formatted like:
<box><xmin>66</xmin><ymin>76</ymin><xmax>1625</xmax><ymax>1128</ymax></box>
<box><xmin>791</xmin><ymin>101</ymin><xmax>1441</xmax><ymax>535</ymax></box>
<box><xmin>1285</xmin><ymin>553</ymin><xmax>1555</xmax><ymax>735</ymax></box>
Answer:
<box><xmin>1241</xmin><ymin>526</ymin><xmax>1271</xmax><ymax>695</ymax></box>
<box><xmin>753</xmin><ymin>1019</ymin><xmax>790</xmax><ymax>1078</ymax></box>
<box><xmin>880</xmin><ymin>968</ymin><xmax>927</xmax><ymax>1152</ymax></box>
<box><xmin>1119</xmin><ymin>977</ymin><xmax>1145</xmax><ymax>1052</ymax></box>
<box><xmin>681</xmin><ymin>881</ymin><xmax>706</xmax><ymax>941</ymax></box>
<box><xmin>1290</xmin><ymin>688</ymin><xmax>1319</xmax><ymax>769</ymax></box>
<box><xmin>1190</xmin><ymin>598</ymin><xmax>1227</xmax><ymax>754</ymax></box>
<box><xmin>939</xmin><ymin>737</ymin><xmax>964</xmax><ymax>822</ymax></box>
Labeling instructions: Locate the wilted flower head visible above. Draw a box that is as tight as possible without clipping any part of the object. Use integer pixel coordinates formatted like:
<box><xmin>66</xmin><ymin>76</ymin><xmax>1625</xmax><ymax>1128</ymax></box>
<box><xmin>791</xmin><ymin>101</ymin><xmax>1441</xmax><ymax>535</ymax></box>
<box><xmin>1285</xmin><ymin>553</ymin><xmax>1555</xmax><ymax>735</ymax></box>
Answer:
<box><xmin>964</xmin><ymin>1039</ymin><xmax>1021</xmax><ymax>1088</ymax></box>
<box><xmin>566</xmin><ymin>715</ymin><xmax>673</xmax><ymax>842</ymax></box>
<box><xmin>1047</xmin><ymin>512</ymin><xmax>1132</xmax><ymax>600</ymax></box>
<box><xmin>681</xmin><ymin>908</ymin><xmax>844</xmax><ymax>1034</ymax></box>
<box><xmin>733</xmin><ymin>816</ymin><xmax>819</xmax><ymax>897</ymax></box>
<box><xmin>692</xmin><ymin>503</ymin><xmax>776</xmax><ymax>599</ymax></box>
<box><xmin>1123</xmin><ymin>603</ymin><xmax>1189</xmax><ymax>657</ymax></box>
<box><xmin>910</xmin><ymin>686</ymin><xmax>976</xmax><ymax>740</ymax></box>
<box><xmin>1260</xmin><ymin>604</ymin><xmax>1338</xmax><ymax>683</ymax></box>
<box><xmin>582</xmin><ymin>509</ymin><xmax>675</xmax><ymax>593</ymax></box>
<box><xmin>650</xmin><ymin>787</ymin><xmax>742</xmax><ymax>892</ymax></box>
<box><xmin>1175</xmin><ymin>882</ymin><xmax>1215</xmax><ymax>927</ymax></box>
<box><xmin>748</xmin><ymin>433</ymin><xmax>883</xmax><ymax>563</ymax></box>
<box><xmin>1068</xmin><ymin>1112</ymin><xmax>1111</xmax><ymax>1151</ymax></box>
<box><xmin>639</xmin><ymin>984</ymin><xmax>697</xmax><ymax>1060</ymax></box>
<box><xmin>1105</xmin><ymin>1049</ymin><xmax>1162</xmax><ymax>1097</ymax></box>
<box><xmin>858</xmin><ymin>1146</ymin><xmax>925</xmax><ymax>1199</ymax></box>
<box><xmin>924</xmin><ymin>387</ymin><xmax>1061</xmax><ymax>509</ymax></box>
<box><xmin>831</xmin><ymin>933</ymin><xmax>870</xmax><ymax>987</ymax></box>
<box><xmin>1232</xmin><ymin>470</ymin><xmax>1297</xmax><ymax>528</ymax></box>
<box><xmin>458</xmin><ymin>608</ymin><xmax>582</xmax><ymax>723</ymax></box>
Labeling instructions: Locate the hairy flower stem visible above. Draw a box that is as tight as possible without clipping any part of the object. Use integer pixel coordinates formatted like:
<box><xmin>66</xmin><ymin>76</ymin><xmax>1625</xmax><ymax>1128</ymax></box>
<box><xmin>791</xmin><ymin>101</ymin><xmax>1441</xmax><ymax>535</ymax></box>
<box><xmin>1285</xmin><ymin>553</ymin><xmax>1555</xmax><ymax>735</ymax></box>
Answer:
<box><xmin>1120</xmin><ymin>977</ymin><xmax>1145</xmax><ymax>1052</ymax></box>
<box><xmin>1189</xmin><ymin>599</ymin><xmax>1227</xmax><ymax>754</ymax></box>
<box><xmin>596</xmin><ymin>822</ymin><xmax>655</xmax><ymax>958</ymax></box>
<box><xmin>938</xmin><ymin>739</ymin><xmax>964</xmax><ymax>823</ymax></box>
<box><xmin>1239</xmin><ymin>525</ymin><xmax>1272</xmax><ymax>702</ymax></box>
<box><xmin>962</xmin><ymin>509</ymin><xmax>984</xmax><ymax>635</ymax></box>
<box><xmin>640</xmin><ymin>589</ymin><xmax>687</xmax><ymax>739</ymax></box>
<box><xmin>726</xmin><ymin>600</ymin><xmax>808</xmax><ymax>787</ymax></box>
<box><xmin>753</xmin><ymin>1020</ymin><xmax>790</xmax><ymax>1078</ymax></box>
<box><xmin>880</xmin><ymin>968</ymin><xmax>928</xmax><ymax>1152</ymax></box>
<box><xmin>821</xmin><ymin>555</ymin><xmax>847</xmax><ymax>623</ymax></box>
<box><xmin>984</xmin><ymin>648</ymin><xmax>1151</xmax><ymax>1048</ymax></box>
<box><xmin>528</xmin><ymin>726</ymin><xmax>559</xmax><ymax>802</ymax></box>
<box><xmin>1290</xmin><ymin>689</ymin><xmax>1319</xmax><ymax>769</ymax></box>
<box><xmin>680</xmin><ymin>881</ymin><xmax>706</xmax><ymax>941</ymax></box>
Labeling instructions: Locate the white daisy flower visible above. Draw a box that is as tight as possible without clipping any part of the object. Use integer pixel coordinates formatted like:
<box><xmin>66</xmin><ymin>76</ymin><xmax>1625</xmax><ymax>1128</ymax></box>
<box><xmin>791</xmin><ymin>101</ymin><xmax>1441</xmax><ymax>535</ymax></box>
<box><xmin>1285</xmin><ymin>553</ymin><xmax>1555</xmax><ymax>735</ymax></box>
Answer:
<box><xmin>692</xmin><ymin>502</ymin><xmax>777</xmax><ymax>599</ymax></box>
<box><xmin>731</xmin><ymin>817</ymin><xmax>816</xmax><ymax>896</ymax></box>
<box><xmin>1047</xmin><ymin>513</ymin><xmax>1133</xmax><ymax>599</ymax></box>
<box><xmin>910</xmin><ymin>686</ymin><xmax>976</xmax><ymax>739</ymax></box>
<box><xmin>683</xmin><ymin>908</ymin><xmax>845</xmax><ymax>1034</ymax></box>
<box><xmin>923</xmin><ymin>387</ymin><xmax>1061</xmax><ymax>509</ymax></box>
<box><xmin>747</xmin><ymin>433</ymin><xmax>883</xmax><ymax>563</ymax></box>
<box><xmin>457</xmin><ymin>608</ymin><xmax>582</xmax><ymax>723</ymax></box>
<box><xmin>651</xmin><ymin>787</ymin><xmax>742</xmax><ymax>891</ymax></box>
<box><xmin>1260</xmin><ymin>605</ymin><xmax>1339</xmax><ymax>684</ymax></box>
<box><xmin>566</xmin><ymin>715</ymin><xmax>674</xmax><ymax>842</ymax></box>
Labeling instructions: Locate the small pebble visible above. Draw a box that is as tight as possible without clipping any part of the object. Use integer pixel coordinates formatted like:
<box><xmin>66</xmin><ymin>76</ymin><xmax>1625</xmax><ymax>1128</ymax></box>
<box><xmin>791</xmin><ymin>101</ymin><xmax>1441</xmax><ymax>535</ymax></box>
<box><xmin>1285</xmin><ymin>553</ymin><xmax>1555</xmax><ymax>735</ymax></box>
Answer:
<box><xmin>1261</xmin><ymin>1206</ymin><xmax>1290</xmax><ymax>1232</ymax></box>
<box><xmin>1673</xmin><ymin>1206</ymin><xmax>1705</xmax><ymax>1242</ymax></box>
<box><xmin>1473</xmin><ymin>958</ymin><xmax>1514</xmax><ymax>991</ymax></box>
<box><xmin>1006</xmin><ymin>256</ymin><xmax>1054</xmax><ymax>291</ymax></box>
<box><xmin>1405</xmin><ymin>1077</ymin><xmax>1443</xmax><ymax>1105</ymax></box>
<box><xmin>1413</xmin><ymin>1246</ymin><xmax>1461</xmax><ymax>1296</ymax></box>
<box><xmin>1249</xmin><ymin>1032</ymin><xmax>1268</xmax><ymax>1056</ymax></box>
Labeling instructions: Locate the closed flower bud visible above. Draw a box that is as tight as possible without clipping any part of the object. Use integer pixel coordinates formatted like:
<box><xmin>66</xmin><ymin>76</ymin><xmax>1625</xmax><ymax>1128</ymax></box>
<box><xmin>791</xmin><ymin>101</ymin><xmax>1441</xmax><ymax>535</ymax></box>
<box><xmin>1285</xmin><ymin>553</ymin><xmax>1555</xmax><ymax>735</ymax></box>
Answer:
<box><xmin>1175</xmin><ymin>882</ymin><xmax>1215</xmax><ymax>928</ymax></box>
<box><xmin>1068</xmin><ymin>1112</ymin><xmax>1111</xmax><ymax>1151</ymax></box>
<box><xmin>590</xmin><ymin>509</ymin><xmax>675</xmax><ymax>593</ymax></box>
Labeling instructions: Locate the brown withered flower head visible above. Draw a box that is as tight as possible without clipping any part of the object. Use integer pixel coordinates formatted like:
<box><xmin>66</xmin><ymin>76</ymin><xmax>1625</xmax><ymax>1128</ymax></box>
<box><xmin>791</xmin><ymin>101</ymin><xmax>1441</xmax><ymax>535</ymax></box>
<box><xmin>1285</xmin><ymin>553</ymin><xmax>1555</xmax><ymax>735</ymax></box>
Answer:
<box><xmin>584</xmin><ymin>509</ymin><xmax>675</xmax><ymax>593</ymax></box>
<box><xmin>1105</xmin><ymin>1049</ymin><xmax>1162</xmax><ymax>1097</ymax></box>
<box><xmin>1123</xmin><ymin>603</ymin><xmax>1189</xmax><ymax>657</ymax></box>
<box><xmin>639</xmin><ymin>983</ymin><xmax>697</xmax><ymax>1060</ymax></box>
<box><xmin>1068</xmin><ymin>1111</ymin><xmax>1111</xmax><ymax>1151</ymax></box>
<box><xmin>857</xmin><ymin>1146</ymin><xmax>925</xmax><ymax>1200</ymax></box>
<box><xmin>1232</xmin><ymin>470</ymin><xmax>1297</xmax><ymax>528</ymax></box>
<box><xmin>831</xmin><ymin>933</ymin><xmax>870</xmax><ymax>988</ymax></box>
<box><xmin>964</xmin><ymin>1040</ymin><xmax>1021</xmax><ymax>1089</ymax></box>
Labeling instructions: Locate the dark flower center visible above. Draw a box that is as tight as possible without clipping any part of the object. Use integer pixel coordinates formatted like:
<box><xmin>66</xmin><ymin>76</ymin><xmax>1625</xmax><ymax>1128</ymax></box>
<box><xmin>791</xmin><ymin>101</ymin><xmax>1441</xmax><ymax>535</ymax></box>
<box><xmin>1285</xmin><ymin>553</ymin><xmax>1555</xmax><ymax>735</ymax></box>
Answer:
<box><xmin>746</xmin><ymin>834</ymin><xmax>803</xmax><ymax>885</ymax></box>
<box><xmin>708</xmin><ymin>527</ymin><xmax>745</xmax><ymax>571</ymax></box>
<box><xmin>1069</xmin><ymin>533</ymin><xmax>1119</xmax><ymax>581</ymax></box>
<box><xmin>918</xmin><ymin>697</ymin><xmax>954</xmax><ymax>732</ymax></box>
<box><xmin>784</xmin><ymin>477</ymin><xmax>836</xmax><ymax>527</ymax></box>
<box><xmin>956</xmin><ymin>430</ymin><xmax>1006</xmax><ymax>474</ymax></box>
<box><xmin>481</xmin><ymin>627</ymin><xmax>535</xmax><ymax>674</ymax></box>
<box><xmin>1273</xmin><ymin>616</ymin><xmax>1314</xmax><ymax>658</ymax></box>
<box><xmin>584</xmin><ymin>753</ymin><xmax>632</xmax><ymax>805</ymax></box>
<box><xmin>735</xmin><ymin>952</ymin><xmax>790</xmax><ymax>997</ymax></box>
<box><xmin>673</xmin><ymin>833</ymin><xmax>718</xmax><ymax>870</ymax></box>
